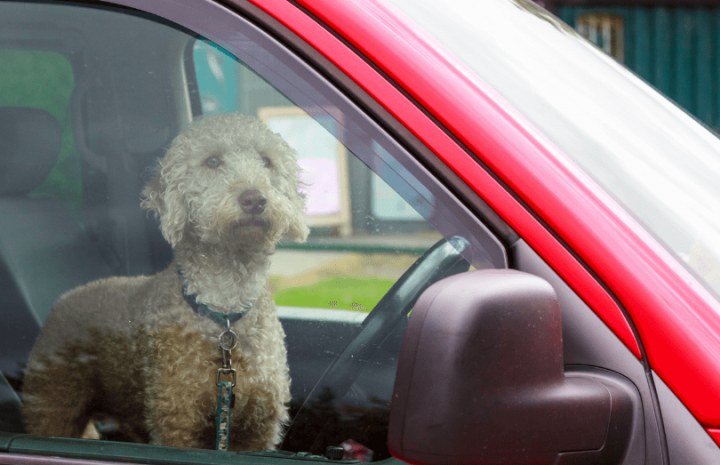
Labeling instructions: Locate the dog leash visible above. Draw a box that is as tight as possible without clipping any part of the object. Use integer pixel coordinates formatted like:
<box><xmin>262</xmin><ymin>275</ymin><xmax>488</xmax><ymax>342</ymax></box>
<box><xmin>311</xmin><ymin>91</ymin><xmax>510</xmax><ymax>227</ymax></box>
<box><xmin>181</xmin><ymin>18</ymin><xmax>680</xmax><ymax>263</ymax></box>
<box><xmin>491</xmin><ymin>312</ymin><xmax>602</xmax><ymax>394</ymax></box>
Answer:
<box><xmin>176</xmin><ymin>264</ymin><xmax>254</xmax><ymax>451</ymax></box>
<box><xmin>216</xmin><ymin>319</ymin><xmax>237</xmax><ymax>451</ymax></box>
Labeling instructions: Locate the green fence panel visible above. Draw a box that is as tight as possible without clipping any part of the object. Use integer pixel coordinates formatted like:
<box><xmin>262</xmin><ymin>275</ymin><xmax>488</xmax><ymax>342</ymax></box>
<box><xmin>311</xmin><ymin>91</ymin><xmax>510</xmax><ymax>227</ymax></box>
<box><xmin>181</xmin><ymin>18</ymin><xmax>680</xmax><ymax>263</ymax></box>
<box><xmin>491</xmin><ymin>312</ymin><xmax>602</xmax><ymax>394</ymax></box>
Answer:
<box><xmin>559</xmin><ymin>4</ymin><xmax>720</xmax><ymax>132</ymax></box>
<box><xmin>696</xmin><ymin>9</ymin><xmax>713</xmax><ymax>124</ymax></box>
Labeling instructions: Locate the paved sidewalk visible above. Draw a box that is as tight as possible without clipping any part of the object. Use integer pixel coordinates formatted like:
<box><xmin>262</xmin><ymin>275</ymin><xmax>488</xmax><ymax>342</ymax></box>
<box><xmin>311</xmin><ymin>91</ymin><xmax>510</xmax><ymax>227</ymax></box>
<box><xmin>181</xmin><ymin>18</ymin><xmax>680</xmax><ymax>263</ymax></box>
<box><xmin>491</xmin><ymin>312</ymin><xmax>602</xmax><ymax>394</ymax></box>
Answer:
<box><xmin>268</xmin><ymin>250</ymin><xmax>350</xmax><ymax>279</ymax></box>
<box><xmin>268</xmin><ymin>232</ymin><xmax>440</xmax><ymax>283</ymax></box>
<box><xmin>268</xmin><ymin>249</ymin><xmax>419</xmax><ymax>289</ymax></box>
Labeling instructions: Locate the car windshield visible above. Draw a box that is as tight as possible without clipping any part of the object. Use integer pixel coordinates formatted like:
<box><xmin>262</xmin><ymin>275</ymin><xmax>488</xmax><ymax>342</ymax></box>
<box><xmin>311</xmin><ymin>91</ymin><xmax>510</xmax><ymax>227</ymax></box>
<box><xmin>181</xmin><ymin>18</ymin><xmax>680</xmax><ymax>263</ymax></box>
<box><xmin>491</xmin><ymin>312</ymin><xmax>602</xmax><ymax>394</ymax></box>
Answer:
<box><xmin>388</xmin><ymin>0</ymin><xmax>720</xmax><ymax>297</ymax></box>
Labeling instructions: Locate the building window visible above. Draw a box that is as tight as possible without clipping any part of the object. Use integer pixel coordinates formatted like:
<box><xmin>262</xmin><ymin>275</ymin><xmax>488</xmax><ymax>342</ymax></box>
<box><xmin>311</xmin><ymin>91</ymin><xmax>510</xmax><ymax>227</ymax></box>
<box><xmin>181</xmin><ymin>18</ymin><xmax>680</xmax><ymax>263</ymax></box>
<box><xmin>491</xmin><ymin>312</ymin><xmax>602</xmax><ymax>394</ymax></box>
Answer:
<box><xmin>577</xmin><ymin>13</ymin><xmax>624</xmax><ymax>62</ymax></box>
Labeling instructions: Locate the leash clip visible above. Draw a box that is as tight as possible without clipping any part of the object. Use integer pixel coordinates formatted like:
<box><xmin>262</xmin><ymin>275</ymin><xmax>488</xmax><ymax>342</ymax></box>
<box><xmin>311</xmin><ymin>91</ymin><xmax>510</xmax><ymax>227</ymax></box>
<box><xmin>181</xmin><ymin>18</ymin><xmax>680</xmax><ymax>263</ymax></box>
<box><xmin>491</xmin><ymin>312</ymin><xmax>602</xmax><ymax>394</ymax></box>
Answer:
<box><xmin>216</xmin><ymin>367</ymin><xmax>237</xmax><ymax>387</ymax></box>
<box><xmin>218</xmin><ymin>329</ymin><xmax>238</xmax><ymax>352</ymax></box>
<box><xmin>217</xmin><ymin>334</ymin><xmax>236</xmax><ymax>387</ymax></box>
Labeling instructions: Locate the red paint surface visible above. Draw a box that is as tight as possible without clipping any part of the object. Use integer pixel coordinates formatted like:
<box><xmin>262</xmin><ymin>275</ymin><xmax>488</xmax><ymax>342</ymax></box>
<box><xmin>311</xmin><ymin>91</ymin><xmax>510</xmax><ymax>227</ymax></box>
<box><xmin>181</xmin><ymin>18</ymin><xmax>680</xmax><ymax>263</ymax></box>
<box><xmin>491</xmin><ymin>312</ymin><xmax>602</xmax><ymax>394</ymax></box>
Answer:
<box><xmin>246</xmin><ymin>0</ymin><xmax>720</xmax><ymax>427</ymax></box>
<box><xmin>707</xmin><ymin>428</ymin><xmax>720</xmax><ymax>448</ymax></box>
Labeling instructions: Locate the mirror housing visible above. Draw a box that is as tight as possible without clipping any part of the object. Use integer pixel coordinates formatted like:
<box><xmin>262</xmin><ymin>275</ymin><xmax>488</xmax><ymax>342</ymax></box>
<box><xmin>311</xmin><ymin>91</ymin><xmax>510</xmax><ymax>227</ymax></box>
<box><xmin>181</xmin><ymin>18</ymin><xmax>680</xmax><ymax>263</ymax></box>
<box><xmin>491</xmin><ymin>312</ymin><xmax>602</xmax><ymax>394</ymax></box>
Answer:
<box><xmin>388</xmin><ymin>270</ymin><xmax>635</xmax><ymax>465</ymax></box>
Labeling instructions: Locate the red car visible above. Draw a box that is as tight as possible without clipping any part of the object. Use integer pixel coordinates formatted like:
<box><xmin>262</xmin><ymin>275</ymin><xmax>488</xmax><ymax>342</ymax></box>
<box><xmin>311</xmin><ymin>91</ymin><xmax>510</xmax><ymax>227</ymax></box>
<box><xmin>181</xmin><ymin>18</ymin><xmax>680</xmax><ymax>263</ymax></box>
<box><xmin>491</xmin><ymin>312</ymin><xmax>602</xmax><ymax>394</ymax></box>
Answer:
<box><xmin>1</xmin><ymin>0</ymin><xmax>719</xmax><ymax>464</ymax></box>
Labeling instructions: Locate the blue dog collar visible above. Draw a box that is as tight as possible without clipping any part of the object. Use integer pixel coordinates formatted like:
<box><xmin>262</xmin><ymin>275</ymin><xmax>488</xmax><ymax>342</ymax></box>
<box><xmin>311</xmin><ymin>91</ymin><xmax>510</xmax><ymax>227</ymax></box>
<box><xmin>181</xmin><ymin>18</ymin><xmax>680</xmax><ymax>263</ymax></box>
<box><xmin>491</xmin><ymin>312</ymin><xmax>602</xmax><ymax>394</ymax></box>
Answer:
<box><xmin>177</xmin><ymin>264</ymin><xmax>254</xmax><ymax>327</ymax></box>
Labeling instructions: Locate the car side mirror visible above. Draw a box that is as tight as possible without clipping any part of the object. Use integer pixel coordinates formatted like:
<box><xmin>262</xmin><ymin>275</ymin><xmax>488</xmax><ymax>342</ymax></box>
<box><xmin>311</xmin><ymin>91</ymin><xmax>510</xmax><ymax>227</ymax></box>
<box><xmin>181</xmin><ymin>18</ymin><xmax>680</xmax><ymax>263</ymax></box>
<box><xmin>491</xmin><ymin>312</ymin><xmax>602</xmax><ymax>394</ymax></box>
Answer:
<box><xmin>388</xmin><ymin>270</ymin><xmax>637</xmax><ymax>465</ymax></box>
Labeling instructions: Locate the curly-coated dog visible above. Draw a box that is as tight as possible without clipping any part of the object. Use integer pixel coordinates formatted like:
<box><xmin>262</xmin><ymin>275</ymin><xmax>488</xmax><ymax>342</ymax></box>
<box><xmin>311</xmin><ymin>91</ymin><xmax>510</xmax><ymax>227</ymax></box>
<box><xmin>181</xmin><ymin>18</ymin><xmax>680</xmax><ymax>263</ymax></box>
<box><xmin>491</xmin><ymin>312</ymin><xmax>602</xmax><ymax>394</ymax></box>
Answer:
<box><xmin>22</xmin><ymin>114</ymin><xmax>309</xmax><ymax>451</ymax></box>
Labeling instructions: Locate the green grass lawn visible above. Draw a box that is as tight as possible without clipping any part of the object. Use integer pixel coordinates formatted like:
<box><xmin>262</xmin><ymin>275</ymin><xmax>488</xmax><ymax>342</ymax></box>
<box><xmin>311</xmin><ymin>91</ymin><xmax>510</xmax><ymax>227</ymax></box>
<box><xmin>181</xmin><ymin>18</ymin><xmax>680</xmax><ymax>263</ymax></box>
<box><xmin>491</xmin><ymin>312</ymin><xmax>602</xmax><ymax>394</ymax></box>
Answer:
<box><xmin>272</xmin><ymin>276</ymin><xmax>395</xmax><ymax>312</ymax></box>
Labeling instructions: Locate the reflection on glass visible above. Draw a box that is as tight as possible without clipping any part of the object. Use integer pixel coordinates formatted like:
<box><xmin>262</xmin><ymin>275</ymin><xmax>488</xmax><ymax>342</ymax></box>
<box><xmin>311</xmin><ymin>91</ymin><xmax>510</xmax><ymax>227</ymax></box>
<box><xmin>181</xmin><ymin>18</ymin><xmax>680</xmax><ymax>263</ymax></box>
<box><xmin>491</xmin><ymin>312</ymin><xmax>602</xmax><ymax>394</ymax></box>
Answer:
<box><xmin>390</xmin><ymin>0</ymin><xmax>720</xmax><ymax>296</ymax></box>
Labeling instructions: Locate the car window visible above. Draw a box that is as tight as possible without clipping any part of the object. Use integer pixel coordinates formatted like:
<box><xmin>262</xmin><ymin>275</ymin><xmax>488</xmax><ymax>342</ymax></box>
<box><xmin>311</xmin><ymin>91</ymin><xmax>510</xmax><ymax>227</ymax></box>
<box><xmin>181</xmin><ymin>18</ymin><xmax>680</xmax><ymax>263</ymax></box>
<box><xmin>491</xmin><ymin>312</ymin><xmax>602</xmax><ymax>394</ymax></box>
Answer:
<box><xmin>0</xmin><ymin>1</ymin><xmax>504</xmax><ymax>462</ymax></box>
<box><xmin>388</xmin><ymin>0</ymin><xmax>720</xmax><ymax>297</ymax></box>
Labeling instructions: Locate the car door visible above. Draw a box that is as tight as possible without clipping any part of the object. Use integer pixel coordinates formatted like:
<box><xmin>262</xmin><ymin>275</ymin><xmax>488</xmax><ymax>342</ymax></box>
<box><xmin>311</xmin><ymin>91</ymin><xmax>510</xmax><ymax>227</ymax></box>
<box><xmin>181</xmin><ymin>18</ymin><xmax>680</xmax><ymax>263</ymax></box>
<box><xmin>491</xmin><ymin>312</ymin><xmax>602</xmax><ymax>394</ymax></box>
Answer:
<box><xmin>167</xmin><ymin>0</ymin><xmax>720</xmax><ymax>464</ymax></box>
<box><xmin>1</xmin><ymin>0</ymin><xmax>719</xmax><ymax>464</ymax></box>
<box><xmin>283</xmin><ymin>1</ymin><xmax>720</xmax><ymax>464</ymax></box>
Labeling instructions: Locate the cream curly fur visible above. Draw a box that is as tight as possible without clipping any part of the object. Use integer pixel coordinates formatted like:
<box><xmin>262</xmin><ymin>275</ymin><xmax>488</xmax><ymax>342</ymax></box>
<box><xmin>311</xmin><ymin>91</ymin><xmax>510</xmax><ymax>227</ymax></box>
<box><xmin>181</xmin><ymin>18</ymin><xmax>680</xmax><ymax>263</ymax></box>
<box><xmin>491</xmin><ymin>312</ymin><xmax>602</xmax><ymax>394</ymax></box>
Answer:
<box><xmin>22</xmin><ymin>114</ymin><xmax>309</xmax><ymax>451</ymax></box>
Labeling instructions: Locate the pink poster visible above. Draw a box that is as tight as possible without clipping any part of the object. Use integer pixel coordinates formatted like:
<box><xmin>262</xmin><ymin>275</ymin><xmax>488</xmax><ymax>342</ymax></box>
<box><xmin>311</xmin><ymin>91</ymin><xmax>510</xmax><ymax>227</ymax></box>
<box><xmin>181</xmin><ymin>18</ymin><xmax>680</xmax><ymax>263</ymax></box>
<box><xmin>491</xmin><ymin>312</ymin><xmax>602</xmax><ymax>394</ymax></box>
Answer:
<box><xmin>297</xmin><ymin>158</ymin><xmax>341</xmax><ymax>216</ymax></box>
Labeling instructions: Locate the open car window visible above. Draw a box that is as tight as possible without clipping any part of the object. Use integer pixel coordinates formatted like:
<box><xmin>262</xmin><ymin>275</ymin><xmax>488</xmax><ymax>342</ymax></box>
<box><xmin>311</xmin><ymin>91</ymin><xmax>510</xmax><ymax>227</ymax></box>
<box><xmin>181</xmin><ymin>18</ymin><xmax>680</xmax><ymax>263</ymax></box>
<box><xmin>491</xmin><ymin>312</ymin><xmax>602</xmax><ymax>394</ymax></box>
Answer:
<box><xmin>0</xmin><ymin>1</ymin><xmax>504</xmax><ymax>462</ymax></box>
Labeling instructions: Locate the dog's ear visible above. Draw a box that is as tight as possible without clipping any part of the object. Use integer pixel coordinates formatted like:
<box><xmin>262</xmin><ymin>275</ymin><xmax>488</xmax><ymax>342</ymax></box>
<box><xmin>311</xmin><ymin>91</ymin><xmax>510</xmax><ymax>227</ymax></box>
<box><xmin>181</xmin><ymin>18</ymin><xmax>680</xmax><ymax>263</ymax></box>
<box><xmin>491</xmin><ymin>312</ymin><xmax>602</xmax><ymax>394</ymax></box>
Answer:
<box><xmin>283</xmin><ymin>194</ymin><xmax>310</xmax><ymax>243</ymax></box>
<box><xmin>284</xmin><ymin>218</ymin><xmax>310</xmax><ymax>243</ymax></box>
<box><xmin>140</xmin><ymin>175</ymin><xmax>163</xmax><ymax>215</ymax></box>
<box><xmin>141</xmin><ymin>174</ymin><xmax>187</xmax><ymax>248</ymax></box>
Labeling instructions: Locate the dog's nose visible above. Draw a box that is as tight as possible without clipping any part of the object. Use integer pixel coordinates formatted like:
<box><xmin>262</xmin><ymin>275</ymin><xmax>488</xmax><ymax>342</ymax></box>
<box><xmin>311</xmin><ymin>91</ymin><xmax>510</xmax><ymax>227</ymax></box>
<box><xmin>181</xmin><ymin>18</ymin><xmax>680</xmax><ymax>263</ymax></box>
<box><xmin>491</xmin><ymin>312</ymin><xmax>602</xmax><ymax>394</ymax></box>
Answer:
<box><xmin>239</xmin><ymin>189</ymin><xmax>267</xmax><ymax>215</ymax></box>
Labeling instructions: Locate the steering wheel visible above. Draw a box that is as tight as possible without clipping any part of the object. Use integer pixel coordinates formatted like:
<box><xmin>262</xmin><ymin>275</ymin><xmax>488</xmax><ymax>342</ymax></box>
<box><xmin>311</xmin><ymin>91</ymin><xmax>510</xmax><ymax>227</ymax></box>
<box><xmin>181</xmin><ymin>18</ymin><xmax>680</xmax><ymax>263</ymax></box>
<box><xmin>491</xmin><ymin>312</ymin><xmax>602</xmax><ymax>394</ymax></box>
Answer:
<box><xmin>282</xmin><ymin>236</ymin><xmax>471</xmax><ymax>452</ymax></box>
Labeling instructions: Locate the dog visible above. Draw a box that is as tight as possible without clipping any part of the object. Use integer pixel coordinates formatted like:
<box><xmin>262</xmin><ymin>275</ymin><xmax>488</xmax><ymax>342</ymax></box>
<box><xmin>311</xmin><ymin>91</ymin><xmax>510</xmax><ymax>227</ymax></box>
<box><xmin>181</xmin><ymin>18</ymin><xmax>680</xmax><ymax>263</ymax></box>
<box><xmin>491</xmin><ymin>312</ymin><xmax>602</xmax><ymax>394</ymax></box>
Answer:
<box><xmin>22</xmin><ymin>113</ymin><xmax>309</xmax><ymax>451</ymax></box>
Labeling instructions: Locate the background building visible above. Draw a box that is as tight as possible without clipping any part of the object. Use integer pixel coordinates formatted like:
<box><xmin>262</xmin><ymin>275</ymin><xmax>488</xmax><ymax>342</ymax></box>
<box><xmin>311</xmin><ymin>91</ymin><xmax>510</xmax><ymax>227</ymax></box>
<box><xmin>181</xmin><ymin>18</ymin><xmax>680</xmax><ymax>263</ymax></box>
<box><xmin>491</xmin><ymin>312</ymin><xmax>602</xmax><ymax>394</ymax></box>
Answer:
<box><xmin>541</xmin><ymin>0</ymin><xmax>720</xmax><ymax>132</ymax></box>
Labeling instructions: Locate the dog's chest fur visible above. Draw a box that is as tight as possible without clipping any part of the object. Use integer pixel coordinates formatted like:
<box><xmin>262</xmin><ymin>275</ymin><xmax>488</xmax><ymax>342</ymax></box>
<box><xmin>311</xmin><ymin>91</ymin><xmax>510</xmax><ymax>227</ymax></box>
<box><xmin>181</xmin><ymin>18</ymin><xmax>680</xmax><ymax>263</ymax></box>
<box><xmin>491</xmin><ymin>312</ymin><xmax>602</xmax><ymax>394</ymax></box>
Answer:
<box><xmin>24</xmin><ymin>263</ymin><xmax>289</xmax><ymax>447</ymax></box>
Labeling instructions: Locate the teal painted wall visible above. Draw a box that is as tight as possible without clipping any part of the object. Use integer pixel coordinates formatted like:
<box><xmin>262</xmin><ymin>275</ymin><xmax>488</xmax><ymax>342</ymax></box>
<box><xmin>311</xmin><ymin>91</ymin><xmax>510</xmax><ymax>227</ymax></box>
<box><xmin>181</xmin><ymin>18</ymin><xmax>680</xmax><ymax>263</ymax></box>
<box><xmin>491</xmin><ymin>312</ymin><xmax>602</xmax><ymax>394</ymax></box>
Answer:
<box><xmin>559</xmin><ymin>5</ymin><xmax>720</xmax><ymax>131</ymax></box>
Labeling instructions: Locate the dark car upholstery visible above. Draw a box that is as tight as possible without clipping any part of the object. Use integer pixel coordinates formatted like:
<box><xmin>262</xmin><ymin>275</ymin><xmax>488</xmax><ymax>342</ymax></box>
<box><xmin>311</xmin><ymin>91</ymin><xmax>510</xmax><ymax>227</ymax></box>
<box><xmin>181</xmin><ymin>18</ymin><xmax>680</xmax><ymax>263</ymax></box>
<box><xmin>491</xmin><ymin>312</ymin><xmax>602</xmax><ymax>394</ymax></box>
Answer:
<box><xmin>0</xmin><ymin>107</ymin><xmax>116</xmax><ymax>432</ymax></box>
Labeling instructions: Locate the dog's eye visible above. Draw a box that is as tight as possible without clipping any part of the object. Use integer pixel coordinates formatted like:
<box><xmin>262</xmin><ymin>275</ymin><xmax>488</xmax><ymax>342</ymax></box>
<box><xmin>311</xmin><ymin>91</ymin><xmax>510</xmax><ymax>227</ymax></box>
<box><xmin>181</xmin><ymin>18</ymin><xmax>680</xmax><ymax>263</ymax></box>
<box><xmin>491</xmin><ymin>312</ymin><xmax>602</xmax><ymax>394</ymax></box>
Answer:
<box><xmin>204</xmin><ymin>155</ymin><xmax>223</xmax><ymax>169</ymax></box>
<box><xmin>262</xmin><ymin>157</ymin><xmax>272</xmax><ymax>169</ymax></box>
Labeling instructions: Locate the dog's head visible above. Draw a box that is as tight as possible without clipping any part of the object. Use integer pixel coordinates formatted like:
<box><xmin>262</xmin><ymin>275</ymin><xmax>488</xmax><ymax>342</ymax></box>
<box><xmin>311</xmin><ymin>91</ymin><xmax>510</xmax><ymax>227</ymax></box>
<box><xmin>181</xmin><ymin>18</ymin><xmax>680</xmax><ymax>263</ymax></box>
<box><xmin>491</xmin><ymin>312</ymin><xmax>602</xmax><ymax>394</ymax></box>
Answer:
<box><xmin>141</xmin><ymin>114</ymin><xmax>309</xmax><ymax>251</ymax></box>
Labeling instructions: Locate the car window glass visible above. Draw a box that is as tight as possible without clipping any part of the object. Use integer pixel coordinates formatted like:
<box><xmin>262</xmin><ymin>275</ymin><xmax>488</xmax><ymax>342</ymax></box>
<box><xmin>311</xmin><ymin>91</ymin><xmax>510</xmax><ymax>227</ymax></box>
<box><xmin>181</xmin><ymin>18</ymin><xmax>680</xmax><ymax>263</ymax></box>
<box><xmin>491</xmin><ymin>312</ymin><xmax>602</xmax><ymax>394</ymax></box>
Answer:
<box><xmin>388</xmin><ymin>0</ymin><xmax>720</xmax><ymax>297</ymax></box>
<box><xmin>0</xmin><ymin>1</ymin><xmax>503</xmax><ymax>461</ymax></box>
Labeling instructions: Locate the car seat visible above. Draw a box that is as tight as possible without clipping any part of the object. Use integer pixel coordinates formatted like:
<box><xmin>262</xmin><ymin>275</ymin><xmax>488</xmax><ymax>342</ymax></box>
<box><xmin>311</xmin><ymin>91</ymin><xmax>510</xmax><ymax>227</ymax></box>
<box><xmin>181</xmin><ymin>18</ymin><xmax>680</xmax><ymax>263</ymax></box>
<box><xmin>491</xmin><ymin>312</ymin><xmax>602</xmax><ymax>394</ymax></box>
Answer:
<box><xmin>0</xmin><ymin>107</ymin><xmax>117</xmax><ymax>431</ymax></box>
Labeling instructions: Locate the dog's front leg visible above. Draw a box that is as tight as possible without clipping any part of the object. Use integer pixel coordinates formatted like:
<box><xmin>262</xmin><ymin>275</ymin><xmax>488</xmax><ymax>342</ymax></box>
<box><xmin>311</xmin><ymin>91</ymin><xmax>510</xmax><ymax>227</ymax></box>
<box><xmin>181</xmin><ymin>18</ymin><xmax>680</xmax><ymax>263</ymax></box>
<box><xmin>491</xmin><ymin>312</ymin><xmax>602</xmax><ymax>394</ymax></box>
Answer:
<box><xmin>143</xmin><ymin>326</ymin><xmax>218</xmax><ymax>448</ymax></box>
<box><xmin>144</xmin><ymin>388</ymin><xmax>215</xmax><ymax>448</ymax></box>
<box><xmin>228</xmin><ymin>390</ymin><xmax>289</xmax><ymax>452</ymax></box>
<box><xmin>23</xmin><ymin>361</ymin><xmax>98</xmax><ymax>438</ymax></box>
